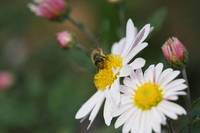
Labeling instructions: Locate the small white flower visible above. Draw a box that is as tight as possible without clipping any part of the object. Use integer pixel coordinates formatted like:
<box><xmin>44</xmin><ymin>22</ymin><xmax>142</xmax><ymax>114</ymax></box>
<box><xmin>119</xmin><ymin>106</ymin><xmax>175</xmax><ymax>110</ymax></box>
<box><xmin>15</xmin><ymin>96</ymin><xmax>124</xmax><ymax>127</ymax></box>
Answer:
<box><xmin>75</xmin><ymin>19</ymin><xmax>152</xmax><ymax>129</ymax></box>
<box><xmin>114</xmin><ymin>63</ymin><xmax>187</xmax><ymax>133</ymax></box>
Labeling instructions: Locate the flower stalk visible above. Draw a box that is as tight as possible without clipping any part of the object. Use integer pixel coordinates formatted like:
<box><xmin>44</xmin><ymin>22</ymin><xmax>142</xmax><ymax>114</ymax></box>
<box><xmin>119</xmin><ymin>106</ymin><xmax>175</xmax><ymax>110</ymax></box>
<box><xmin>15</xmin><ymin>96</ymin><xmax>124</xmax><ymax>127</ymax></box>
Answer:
<box><xmin>182</xmin><ymin>67</ymin><xmax>192</xmax><ymax>133</ymax></box>
<box><xmin>68</xmin><ymin>16</ymin><xmax>100</xmax><ymax>48</ymax></box>
<box><xmin>117</xmin><ymin>2</ymin><xmax>126</xmax><ymax>36</ymax></box>
<box><xmin>167</xmin><ymin>120</ymin><xmax>175</xmax><ymax>133</ymax></box>
<box><xmin>75</xmin><ymin>42</ymin><xmax>90</xmax><ymax>56</ymax></box>
<box><xmin>182</xmin><ymin>68</ymin><xmax>192</xmax><ymax>110</ymax></box>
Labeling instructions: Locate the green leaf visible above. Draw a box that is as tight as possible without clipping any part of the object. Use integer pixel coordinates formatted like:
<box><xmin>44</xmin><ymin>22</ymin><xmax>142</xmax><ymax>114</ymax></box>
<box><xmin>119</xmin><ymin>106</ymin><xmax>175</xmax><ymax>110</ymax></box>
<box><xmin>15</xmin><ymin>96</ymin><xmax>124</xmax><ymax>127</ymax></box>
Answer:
<box><xmin>148</xmin><ymin>7</ymin><xmax>168</xmax><ymax>32</ymax></box>
<box><xmin>179</xmin><ymin>97</ymin><xmax>200</xmax><ymax>133</ymax></box>
<box><xmin>0</xmin><ymin>100</ymin><xmax>38</xmax><ymax>127</ymax></box>
<box><xmin>191</xmin><ymin>97</ymin><xmax>200</xmax><ymax>118</ymax></box>
<box><xmin>94</xmin><ymin>126</ymin><xmax>120</xmax><ymax>133</ymax></box>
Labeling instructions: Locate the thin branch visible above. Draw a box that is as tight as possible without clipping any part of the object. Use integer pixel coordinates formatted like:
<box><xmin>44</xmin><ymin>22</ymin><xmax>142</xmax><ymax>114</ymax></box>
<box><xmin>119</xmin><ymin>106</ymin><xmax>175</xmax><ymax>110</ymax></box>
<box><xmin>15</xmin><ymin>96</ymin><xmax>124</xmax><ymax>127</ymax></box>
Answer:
<box><xmin>68</xmin><ymin>17</ymin><xmax>100</xmax><ymax>48</ymax></box>
<box><xmin>117</xmin><ymin>1</ymin><xmax>126</xmax><ymax>36</ymax></box>
<box><xmin>167</xmin><ymin>120</ymin><xmax>175</xmax><ymax>133</ymax></box>
<box><xmin>182</xmin><ymin>67</ymin><xmax>192</xmax><ymax>133</ymax></box>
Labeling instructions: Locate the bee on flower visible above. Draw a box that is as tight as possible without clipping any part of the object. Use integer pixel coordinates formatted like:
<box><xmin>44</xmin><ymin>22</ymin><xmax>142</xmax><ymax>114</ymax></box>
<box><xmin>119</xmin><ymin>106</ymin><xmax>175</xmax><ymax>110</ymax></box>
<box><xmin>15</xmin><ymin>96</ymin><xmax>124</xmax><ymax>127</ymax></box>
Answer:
<box><xmin>75</xmin><ymin>19</ymin><xmax>152</xmax><ymax>128</ymax></box>
<box><xmin>114</xmin><ymin>63</ymin><xmax>187</xmax><ymax>133</ymax></box>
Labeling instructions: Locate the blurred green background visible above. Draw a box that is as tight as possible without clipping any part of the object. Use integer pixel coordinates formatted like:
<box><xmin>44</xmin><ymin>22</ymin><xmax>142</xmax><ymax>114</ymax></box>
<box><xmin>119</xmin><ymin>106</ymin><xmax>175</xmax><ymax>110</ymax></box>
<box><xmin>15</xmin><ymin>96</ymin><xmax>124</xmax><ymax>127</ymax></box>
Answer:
<box><xmin>0</xmin><ymin>0</ymin><xmax>200</xmax><ymax>132</ymax></box>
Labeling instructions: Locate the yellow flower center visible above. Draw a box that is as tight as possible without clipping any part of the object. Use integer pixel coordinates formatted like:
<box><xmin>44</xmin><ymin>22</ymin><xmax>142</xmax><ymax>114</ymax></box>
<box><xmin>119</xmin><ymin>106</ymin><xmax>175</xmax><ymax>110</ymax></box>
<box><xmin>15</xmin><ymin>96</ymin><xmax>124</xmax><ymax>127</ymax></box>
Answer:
<box><xmin>133</xmin><ymin>83</ymin><xmax>163</xmax><ymax>110</ymax></box>
<box><xmin>105</xmin><ymin>54</ymin><xmax>123</xmax><ymax>69</ymax></box>
<box><xmin>94</xmin><ymin>54</ymin><xmax>122</xmax><ymax>91</ymax></box>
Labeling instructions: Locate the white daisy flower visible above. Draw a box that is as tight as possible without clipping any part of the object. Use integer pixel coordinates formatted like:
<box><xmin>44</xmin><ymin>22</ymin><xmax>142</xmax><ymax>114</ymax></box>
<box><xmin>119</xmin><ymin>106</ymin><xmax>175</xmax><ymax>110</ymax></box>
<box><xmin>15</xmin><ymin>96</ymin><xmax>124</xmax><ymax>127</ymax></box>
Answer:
<box><xmin>114</xmin><ymin>63</ymin><xmax>187</xmax><ymax>133</ymax></box>
<box><xmin>75</xmin><ymin>19</ymin><xmax>152</xmax><ymax>129</ymax></box>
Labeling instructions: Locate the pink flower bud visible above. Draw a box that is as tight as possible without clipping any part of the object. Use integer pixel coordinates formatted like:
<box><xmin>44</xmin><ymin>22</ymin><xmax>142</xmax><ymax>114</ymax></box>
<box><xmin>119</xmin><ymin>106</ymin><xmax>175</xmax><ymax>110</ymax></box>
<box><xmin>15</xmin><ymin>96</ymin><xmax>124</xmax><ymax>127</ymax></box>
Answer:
<box><xmin>162</xmin><ymin>37</ymin><xmax>188</xmax><ymax>68</ymax></box>
<box><xmin>28</xmin><ymin>0</ymin><xmax>67</xmax><ymax>20</ymax></box>
<box><xmin>0</xmin><ymin>72</ymin><xmax>14</xmax><ymax>90</ymax></box>
<box><xmin>56</xmin><ymin>31</ymin><xmax>73</xmax><ymax>49</ymax></box>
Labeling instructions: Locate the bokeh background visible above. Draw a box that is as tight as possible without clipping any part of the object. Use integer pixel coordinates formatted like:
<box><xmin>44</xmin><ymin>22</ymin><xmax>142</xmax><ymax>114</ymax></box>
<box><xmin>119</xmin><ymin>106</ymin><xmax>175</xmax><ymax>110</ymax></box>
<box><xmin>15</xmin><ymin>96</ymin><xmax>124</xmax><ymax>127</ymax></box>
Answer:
<box><xmin>0</xmin><ymin>0</ymin><xmax>200</xmax><ymax>132</ymax></box>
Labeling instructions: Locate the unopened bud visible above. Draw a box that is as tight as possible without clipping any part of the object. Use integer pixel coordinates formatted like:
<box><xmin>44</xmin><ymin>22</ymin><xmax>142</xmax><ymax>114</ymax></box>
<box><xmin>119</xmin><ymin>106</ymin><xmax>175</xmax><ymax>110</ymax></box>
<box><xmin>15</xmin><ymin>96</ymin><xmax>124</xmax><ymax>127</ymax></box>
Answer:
<box><xmin>56</xmin><ymin>31</ymin><xmax>74</xmax><ymax>49</ymax></box>
<box><xmin>162</xmin><ymin>37</ymin><xmax>188</xmax><ymax>68</ymax></box>
<box><xmin>0</xmin><ymin>72</ymin><xmax>14</xmax><ymax>90</ymax></box>
<box><xmin>28</xmin><ymin>0</ymin><xmax>69</xmax><ymax>21</ymax></box>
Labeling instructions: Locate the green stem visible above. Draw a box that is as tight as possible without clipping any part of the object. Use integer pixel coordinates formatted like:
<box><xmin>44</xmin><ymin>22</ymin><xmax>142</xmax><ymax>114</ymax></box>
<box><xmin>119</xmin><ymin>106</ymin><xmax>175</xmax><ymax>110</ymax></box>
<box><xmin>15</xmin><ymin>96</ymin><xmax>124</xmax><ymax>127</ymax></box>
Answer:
<box><xmin>117</xmin><ymin>2</ymin><xmax>126</xmax><ymax>36</ymax></box>
<box><xmin>68</xmin><ymin>17</ymin><xmax>100</xmax><ymax>48</ymax></box>
<box><xmin>182</xmin><ymin>68</ymin><xmax>192</xmax><ymax>110</ymax></box>
<box><xmin>182</xmin><ymin>67</ymin><xmax>192</xmax><ymax>133</ymax></box>
<box><xmin>75</xmin><ymin>42</ymin><xmax>90</xmax><ymax>56</ymax></box>
<box><xmin>167</xmin><ymin>120</ymin><xmax>175</xmax><ymax>133</ymax></box>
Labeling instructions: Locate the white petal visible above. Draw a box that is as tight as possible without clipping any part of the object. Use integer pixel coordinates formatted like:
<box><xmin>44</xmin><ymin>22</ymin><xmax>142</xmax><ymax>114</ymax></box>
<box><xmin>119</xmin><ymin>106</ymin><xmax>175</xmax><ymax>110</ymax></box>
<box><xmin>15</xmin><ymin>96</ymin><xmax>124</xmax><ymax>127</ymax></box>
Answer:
<box><xmin>104</xmin><ymin>91</ymin><xmax>114</xmax><ymax>126</ymax></box>
<box><xmin>121</xmin><ymin>108</ymin><xmax>137</xmax><ymax>133</ymax></box>
<box><xmin>121</xmin><ymin>95</ymin><xmax>132</xmax><ymax>105</ymax></box>
<box><xmin>163</xmin><ymin>80</ymin><xmax>187</xmax><ymax>91</ymax></box>
<box><xmin>75</xmin><ymin>91</ymin><xmax>103</xmax><ymax>119</ymax></box>
<box><xmin>28</xmin><ymin>4</ymin><xmax>39</xmax><ymax>14</ymax></box>
<box><xmin>111</xmin><ymin>38</ymin><xmax>125</xmax><ymax>55</ymax></box>
<box><xmin>34</xmin><ymin>0</ymin><xmax>43</xmax><ymax>3</ymax></box>
<box><xmin>151</xmin><ymin>118</ymin><xmax>161</xmax><ymax>133</ymax></box>
<box><xmin>121</xmin><ymin>19</ymin><xmax>138</xmax><ymax>56</ymax></box>
<box><xmin>165</xmin><ymin>79</ymin><xmax>186</xmax><ymax>90</ymax></box>
<box><xmin>123</xmin><ymin>77</ymin><xmax>132</xmax><ymax>85</ymax></box>
<box><xmin>158</xmin><ymin>102</ymin><xmax>178</xmax><ymax>120</ymax></box>
<box><xmin>149</xmin><ymin>109</ymin><xmax>162</xmax><ymax>133</ymax></box>
<box><xmin>123</xmin><ymin>77</ymin><xmax>138</xmax><ymax>89</ymax></box>
<box><xmin>129</xmin><ymin>58</ymin><xmax>146</xmax><ymax>70</ymax></box>
<box><xmin>87</xmin><ymin>93</ymin><xmax>105</xmax><ymax>129</ymax></box>
<box><xmin>166</xmin><ymin>84</ymin><xmax>187</xmax><ymax>92</ymax></box>
<box><xmin>126</xmin><ymin>19</ymin><xmax>137</xmax><ymax>46</ymax></box>
<box><xmin>139</xmin><ymin>112</ymin><xmax>152</xmax><ymax>133</ymax></box>
<box><xmin>123</xmin><ymin>42</ymin><xmax>148</xmax><ymax>64</ymax></box>
<box><xmin>131</xmin><ymin>110</ymin><xmax>140</xmax><ymax>133</ymax></box>
<box><xmin>129</xmin><ymin>71</ymin><xmax>141</xmax><ymax>86</ymax></box>
<box><xmin>132</xmin><ymin>24</ymin><xmax>151</xmax><ymax>47</ymax></box>
<box><xmin>154</xmin><ymin>107</ymin><xmax>167</xmax><ymax>125</ymax></box>
<box><xmin>113</xmin><ymin>104</ymin><xmax>132</xmax><ymax>117</ymax></box>
<box><xmin>155</xmin><ymin>63</ymin><xmax>164</xmax><ymax>83</ymax></box>
<box><xmin>143</xmin><ymin>111</ymin><xmax>152</xmax><ymax>133</ymax></box>
<box><xmin>160</xmin><ymin>71</ymin><xmax>180</xmax><ymax>87</ymax></box>
<box><xmin>139</xmin><ymin>112</ymin><xmax>146</xmax><ymax>133</ymax></box>
<box><xmin>123</xmin><ymin>24</ymin><xmax>151</xmax><ymax>57</ymax></box>
<box><xmin>134</xmin><ymin>110</ymin><xmax>142</xmax><ymax>132</ymax></box>
<box><xmin>165</xmin><ymin>95</ymin><xmax>178</xmax><ymax>101</ymax></box>
<box><xmin>135</xmin><ymin>69</ymin><xmax>145</xmax><ymax>83</ymax></box>
<box><xmin>115</xmin><ymin>109</ymin><xmax>134</xmax><ymax>128</ymax></box>
<box><xmin>88</xmin><ymin>93</ymin><xmax>104</xmax><ymax>121</ymax></box>
<box><xmin>144</xmin><ymin>65</ymin><xmax>155</xmax><ymax>82</ymax></box>
<box><xmin>119</xmin><ymin>65</ymin><xmax>132</xmax><ymax>77</ymax></box>
<box><xmin>120</xmin><ymin>85</ymin><xmax>133</xmax><ymax>95</ymax></box>
<box><xmin>151</xmin><ymin>108</ymin><xmax>162</xmax><ymax>124</ymax></box>
<box><xmin>162</xmin><ymin>101</ymin><xmax>187</xmax><ymax>115</ymax></box>
<box><xmin>109</xmin><ymin>79</ymin><xmax>121</xmax><ymax>105</ymax></box>
<box><xmin>158</xmin><ymin>68</ymin><xmax>173</xmax><ymax>84</ymax></box>
<box><xmin>164</xmin><ymin>91</ymin><xmax>186</xmax><ymax>98</ymax></box>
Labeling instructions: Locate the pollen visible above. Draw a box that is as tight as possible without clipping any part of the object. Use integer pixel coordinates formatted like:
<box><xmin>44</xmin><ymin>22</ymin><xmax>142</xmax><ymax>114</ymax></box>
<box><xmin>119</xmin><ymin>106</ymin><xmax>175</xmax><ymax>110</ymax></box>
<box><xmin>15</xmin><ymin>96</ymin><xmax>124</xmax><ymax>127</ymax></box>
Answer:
<box><xmin>94</xmin><ymin>54</ymin><xmax>122</xmax><ymax>90</ymax></box>
<box><xmin>94</xmin><ymin>69</ymin><xmax>116</xmax><ymax>90</ymax></box>
<box><xmin>133</xmin><ymin>83</ymin><xmax>163</xmax><ymax>110</ymax></box>
<box><xmin>105</xmin><ymin>54</ymin><xmax>123</xmax><ymax>69</ymax></box>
